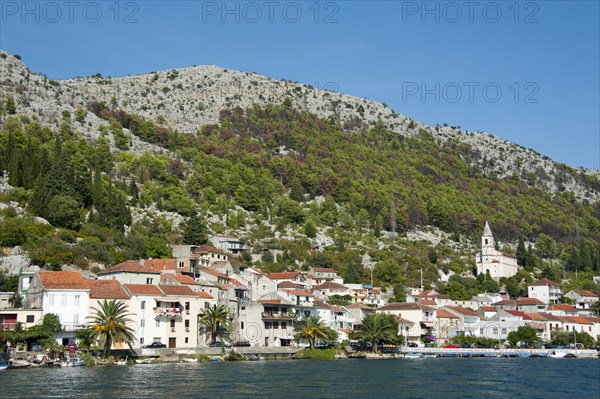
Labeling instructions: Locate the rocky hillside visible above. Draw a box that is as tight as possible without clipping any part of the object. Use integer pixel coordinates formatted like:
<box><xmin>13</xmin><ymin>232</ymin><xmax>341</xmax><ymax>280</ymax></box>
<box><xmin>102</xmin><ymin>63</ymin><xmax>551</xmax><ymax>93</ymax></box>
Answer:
<box><xmin>1</xmin><ymin>51</ymin><xmax>598</xmax><ymax>202</ymax></box>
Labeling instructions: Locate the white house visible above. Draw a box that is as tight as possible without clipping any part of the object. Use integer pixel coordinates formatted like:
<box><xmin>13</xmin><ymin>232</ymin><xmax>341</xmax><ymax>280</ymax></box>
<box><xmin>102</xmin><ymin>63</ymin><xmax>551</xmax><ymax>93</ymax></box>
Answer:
<box><xmin>564</xmin><ymin>290</ymin><xmax>598</xmax><ymax>313</ymax></box>
<box><xmin>97</xmin><ymin>260</ymin><xmax>162</xmax><ymax>285</ymax></box>
<box><xmin>209</xmin><ymin>234</ymin><xmax>247</xmax><ymax>254</ymax></box>
<box><xmin>528</xmin><ymin>278</ymin><xmax>562</xmax><ymax>305</ymax></box>
<box><xmin>475</xmin><ymin>221</ymin><xmax>519</xmax><ymax>280</ymax></box>
<box><xmin>26</xmin><ymin>271</ymin><xmax>90</xmax><ymax>345</ymax></box>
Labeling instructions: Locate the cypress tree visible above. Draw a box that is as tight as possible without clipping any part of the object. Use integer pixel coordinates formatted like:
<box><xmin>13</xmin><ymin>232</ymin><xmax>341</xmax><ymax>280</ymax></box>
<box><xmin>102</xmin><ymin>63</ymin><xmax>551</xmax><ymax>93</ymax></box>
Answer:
<box><xmin>181</xmin><ymin>212</ymin><xmax>208</xmax><ymax>245</ymax></box>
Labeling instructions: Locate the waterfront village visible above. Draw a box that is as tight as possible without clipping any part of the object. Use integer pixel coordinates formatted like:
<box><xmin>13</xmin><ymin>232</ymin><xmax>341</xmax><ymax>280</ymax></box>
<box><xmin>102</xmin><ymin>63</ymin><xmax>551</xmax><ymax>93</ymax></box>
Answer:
<box><xmin>1</xmin><ymin>222</ymin><xmax>599</xmax><ymax>365</ymax></box>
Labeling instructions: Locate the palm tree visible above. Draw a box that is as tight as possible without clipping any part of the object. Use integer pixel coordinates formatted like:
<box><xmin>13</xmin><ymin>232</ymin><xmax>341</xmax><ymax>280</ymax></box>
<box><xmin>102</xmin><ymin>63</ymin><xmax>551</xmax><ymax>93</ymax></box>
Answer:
<box><xmin>352</xmin><ymin>313</ymin><xmax>398</xmax><ymax>353</ymax></box>
<box><xmin>199</xmin><ymin>304</ymin><xmax>232</xmax><ymax>345</ymax></box>
<box><xmin>88</xmin><ymin>299</ymin><xmax>136</xmax><ymax>358</ymax></box>
<box><xmin>294</xmin><ymin>316</ymin><xmax>335</xmax><ymax>349</ymax></box>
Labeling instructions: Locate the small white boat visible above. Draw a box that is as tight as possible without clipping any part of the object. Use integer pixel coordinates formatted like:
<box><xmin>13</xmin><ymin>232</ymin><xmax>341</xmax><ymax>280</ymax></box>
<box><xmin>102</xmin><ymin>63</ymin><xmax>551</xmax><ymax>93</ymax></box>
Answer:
<box><xmin>405</xmin><ymin>353</ymin><xmax>423</xmax><ymax>359</ymax></box>
<box><xmin>181</xmin><ymin>358</ymin><xmax>199</xmax><ymax>363</ymax></box>
<box><xmin>549</xmin><ymin>351</ymin><xmax>567</xmax><ymax>359</ymax></box>
<box><xmin>65</xmin><ymin>358</ymin><xmax>86</xmax><ymax>367</ymax></box>
<box><xmin>9</xmin><ymin>359</ymin><xmax>31</xmax><ymax>369</ymax></box>
<box><xmin>135</xmin><ymin>358</ymin><xmax>155</xmax><ymax>364</ymax></box>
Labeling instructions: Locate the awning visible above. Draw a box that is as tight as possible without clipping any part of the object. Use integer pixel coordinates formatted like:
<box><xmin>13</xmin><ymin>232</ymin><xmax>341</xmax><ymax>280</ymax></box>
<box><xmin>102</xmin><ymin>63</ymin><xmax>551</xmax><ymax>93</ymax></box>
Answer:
<box><xmin>420</xmin><ymin>321</ymin><xmax>434</xmax><ymax>327</ymax></box>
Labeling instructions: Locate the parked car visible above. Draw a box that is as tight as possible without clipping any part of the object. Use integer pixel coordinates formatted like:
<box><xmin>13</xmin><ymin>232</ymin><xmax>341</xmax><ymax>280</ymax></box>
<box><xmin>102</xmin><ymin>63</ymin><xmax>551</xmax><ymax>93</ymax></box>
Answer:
<box><xmin>31</xmin><ymin>343</ymin><xmax>42</xmax><ymax>352</ymax></box>
<box><xmin>233</xmin><ymin>341</ymin><xmax>251</xmax><ymax>347</ymax></box>
<box><xmin>209</xmin><ymin>342</ymin><xmax>231</xmax><ymax>348</ymax></box>
<box><xmin>66</xmin><ymin>343</ymin><xmax>78</xmax><ymax>350</ymax></box>
<box><xmin>145</xmin><ymin>342</ymin><xmax>167</xmax><ymax>348</ymax></box>
<box><xmin>443</xmin><ymin>344</ymin><xmax>458</xmax><ymax>348</ymax></box>
<box><xmin>407</xmin><ymin>342</ymin><xmax>419</xmax><ymax>348</ymax></box>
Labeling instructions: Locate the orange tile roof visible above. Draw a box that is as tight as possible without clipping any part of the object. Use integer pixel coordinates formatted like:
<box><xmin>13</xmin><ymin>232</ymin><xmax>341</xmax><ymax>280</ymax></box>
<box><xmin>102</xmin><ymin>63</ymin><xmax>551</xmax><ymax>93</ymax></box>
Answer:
<box><xmin>481</xmin><ymin>306</ymin><xmax>496</xmax><ymax>312</ymax></box>
<box><xmin>314</xmin><ymin>281</ymin><xmax>348</xmax><ymax>291</ymax></box>
<box><xmin>278</xmin><ymin>281</ymin><xmax>304</xmax><ymax>289</ymax></box>
<box><xmin>570</xmin><ymin>316</ymin><xmax>593</xmax><ymax>325</ymax></box>
<box><xmin>378</xmin><ymin>302</ymin><xmax>434</xmax><ymax>312</ymax></box>
<box><xmin>161</xmin><ymin>273</ymin><xmax>199</xmax><ymax>285</ymax></box>
<box><xmin>38</xmin><ymin>271</ymin><xmax>89</xmax><ymax>290</ymax></box>
<box><xmin>145</xmin><ymin>258</ymin><xmax>178</xmax><ymax>271</ymax></box>
<box><xmin>98</xmin><ymin>260</ymin><xmax>161</xmax><ymax>275</ymax></box>
<box><xmin>199</xmin><ymin>267</ymin><xmax>230</xmax><ymax>279</ymax></box>
<box><xmin>526</xmin><ymin>313</ymin><xmax>547</xmax><ymax>321</ymax></box>
<box><xmin>445</xmin><ymin>306</ymin><xmax>479</xmax><ymax>317</ymax></box>
<box><xmin>194</xmin><ymin>245</ymin><xmax>226</xmax><ymax>255</ymax></box>
<box><xmin>312</xmin><ymin>268</ymin><xmax>337</xmax><ymax>273</ymax></box>
<box><xmin>86</xmin><ymin>279</ymin><xmax>130</xmax><ymax>299</ymax></box>
<box><xmin>529</xmin><ymin>278</ymin><xmax>561</xmax><ymax>287</ymax></box>
<box><xmin>504</xmin><ymin>310</ymin><xmax>531</xmax><ymax>319</ymax></box>
<box><xmin>419</xmin><ymin>299</ymin><xmax>437</xmax><ymax>306</ymax></box>
<box><xmin>572</xmin><ymin>290</ymin><xmax>598</xmax><ymax>298</ymax></box>
<box><xmin>258</xmin><ymin>299</ymin><xmax>282</xmax><ymax>304</ymax></box>
<box><xmin>124</xmin><ymin>284</ymin><xmax>164</xmax><ymax>296</ymax></box>
<box><xmin>159</xmin><ymin>285</ymin><xmax>196</xmax><ymax>296</ymax></box>
<box><xmin>346</xmin><ymin>303</ymin><xmax>373</xmax><ymax>309</ymax></box>
<box><xmin>267</xmin><ymin>272</ymin><xmax>300</xmax><ymax>280</ymax></box>
<box><xmin>436</xmin><ymin>309</ymin><xmax>459</xmax><ymax>319</ymax></box>
<box><xmin>283</xmin><ymin>289</ymin><xmax>314</xmax><ymax>297</ymax></box>
<box><xmin>548</xmin><ymin>304</ymin><xmax>577</xmax><ymax>312</ymax></box>
<box><xmin>195</xmin><ymin>292</ymin><xmax>214</xmax><ymax>299</ymax></box>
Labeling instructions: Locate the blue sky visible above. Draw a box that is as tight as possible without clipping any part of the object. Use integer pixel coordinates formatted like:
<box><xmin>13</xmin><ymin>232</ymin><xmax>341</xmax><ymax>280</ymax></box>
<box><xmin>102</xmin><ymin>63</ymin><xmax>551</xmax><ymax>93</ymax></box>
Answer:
<box><xmin>1</xmin><ymin>1</ymin><xmax>598</xmax><ymax>168</ymax></box>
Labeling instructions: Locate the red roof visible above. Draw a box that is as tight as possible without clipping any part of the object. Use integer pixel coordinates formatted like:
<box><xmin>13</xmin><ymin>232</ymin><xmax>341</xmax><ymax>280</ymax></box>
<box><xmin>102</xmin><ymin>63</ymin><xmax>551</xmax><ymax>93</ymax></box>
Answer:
<box><xmin>159</xmin><ymin>285</ymin><xmax>196</xmax><ymax>296</ymax></box>
<box><xmin>145</xmin><ymin>258</ymin><xmax>179</xmax><ymax>271</ymax></box>
<box><xmin>283</xmin><ymin>289</ymin><xmax>314</xmax><ymax>297</ymax></box>
<box><xmin>314</xmin><ymin>281</ymin><xmax>348</xmax><ymax>291</ymax></box>
<box><xmin>38</xmin><ymin>271</ymin><xmax>89</xmax><ymax>290</ymax></box>
<box><xmin>86</xmin><ymin>279</ymin><xmax>130</xmax><ymax>299</ymax></box>
<box><xmin>124</xmin><ymin>284</ymin><xmax>164</xmax><ymax>296</ymax></box>
<box><xmin>195</xmin><ymin>292</ymin><xmax>214</xmax><ymax>299</ymax></box>
<box><xmin>570</xmin><ymin>316</ymin><xmax>593</xmax><ymax>325</ymax></box>
<box><xmin>161</xmin><ymin>273</ymin><xmax>199</xmax><ymax>285</ymax></box>
<box><xmin>504</xmin><ymin>310</ymin><xmax>531</xmax><ymax>320</ymax></box>
<box><xmin>572</xmin><ymin>290</ymin><xmax>598</xmax><ymax>298</ymax></box>
<box><xmin>199</xmin><ymin>267</ymin><xmax>230</xmax><ymax>279</ymax></box>
<box><xmin>98</xmin><ymin>260</ymin><xmax>161</xmax><ymax>275</ymax></box>
<box><xmin>436</xmin><ymin>309</ymin><xmax>459</xmax><ymax>319</ymax></box>
<box><xmin>481</xmin><ymin>306</ymin><xmax>496</xmax><ymax>312</ymax></box>
<box><xmin>312</xmin><ymin>268</ymin><xmax>337</xmax><ymax>273</ymax></box>
<box><xmin>278</xmin><ymin>281</ymin><xmax>304</xmax><ymax>289</ymax></box>
<box><xmin>418</xmin><ymin>299</ymin><xmax>437</xmax><ymax>306</ymax></box>
<box><xmin>529</xmin><ymin>278</ymin><xmax>561</xmax><ymax>287</ymax></box>
<box><xmin>346</xmin><ymin>303</ymin><xmax>373</xmax><ymax>310</ymax></box>
<box><xmin>377</xmin><ymin>302</ymin><xmax>434</xmax><ymax>312</ymax></box>
<box><xmin>445</xmin><ymin>306</ymin><xmax>479</xmax><ymax>317</ymax></box>
<box><xmin>267</xmin><ymin>272</ymin><xmax>300</xmax><ymax>280</ymax></box>
<box><xmin>548</xmin><ymin>304</ymin><xmax>577</xmax><ymax>312</ymax></box>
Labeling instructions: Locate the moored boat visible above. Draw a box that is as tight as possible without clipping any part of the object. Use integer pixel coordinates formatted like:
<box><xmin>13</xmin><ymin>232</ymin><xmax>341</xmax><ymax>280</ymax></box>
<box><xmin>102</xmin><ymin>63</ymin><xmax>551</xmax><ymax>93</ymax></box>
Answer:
<box><xmin>65</xmin><ymin>358</ymin><xmax>86</xmax><ymax>367</ymax></box>
<box><xmin>405</xmin><ymin>353</ymin><xmax>423</xmax><ymax>359</ymax></box>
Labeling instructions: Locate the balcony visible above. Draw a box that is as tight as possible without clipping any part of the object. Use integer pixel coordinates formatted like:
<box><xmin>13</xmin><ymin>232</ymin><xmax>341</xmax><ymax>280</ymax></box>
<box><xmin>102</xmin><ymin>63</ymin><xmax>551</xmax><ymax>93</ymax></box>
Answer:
<box><xmin>261</xmin><ymin>312</ymin><xmax>294</xmax><ymax>320</ymax></box>
<box><xmin>154</xmin><ymin>307</ymin><xmax>182</xmax><ymax>318</ymax></box>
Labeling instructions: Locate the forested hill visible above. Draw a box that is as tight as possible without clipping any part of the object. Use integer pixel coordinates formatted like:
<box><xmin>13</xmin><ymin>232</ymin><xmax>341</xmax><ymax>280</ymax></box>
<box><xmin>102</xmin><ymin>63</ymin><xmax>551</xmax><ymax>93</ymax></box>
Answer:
<box><xmin>0</xmin><ymin>51</ymin><xmax>599</xmax><ymax>295</ymax></box>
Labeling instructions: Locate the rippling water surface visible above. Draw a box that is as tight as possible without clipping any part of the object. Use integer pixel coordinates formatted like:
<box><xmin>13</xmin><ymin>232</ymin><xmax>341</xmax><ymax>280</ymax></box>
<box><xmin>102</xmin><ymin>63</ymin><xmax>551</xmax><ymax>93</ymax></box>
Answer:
<box><xmin>1</xmin><ymin>358</ymin><xmax>599</xmax><ymax>399</ymax></box>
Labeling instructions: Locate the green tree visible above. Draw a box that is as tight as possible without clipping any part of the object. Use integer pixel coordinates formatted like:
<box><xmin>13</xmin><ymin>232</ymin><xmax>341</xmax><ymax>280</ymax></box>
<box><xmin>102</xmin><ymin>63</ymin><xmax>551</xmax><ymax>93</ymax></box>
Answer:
<box><xmin>516</xmin><ymin>237</ymin><xmax>527</xmax><ymax>267</ymax></box>
<box><xmin>303</xmin><ymin>218</ymin><xmax>317</xmax><ymax>239</ymax></box>
<box><xmin>199</xmin><ymin>304</ymin><xmax>232</xmax><ymax>345</ymax></box>
<box><xmin>506</xmin><ymin>326</ymin><xmax>539</xmax><ymax>347</ymax></box>
<box><xmin>6</xmin><ymin>96</ymin><xmax>16</xmax><ymax>114</ymax></box>
<box><xmin>591</xmin><ymin>300</ymin><xmax>600</xmax><ymax>317</ymax></box>
<box><xmin>75</xmin><ymin>107</ymin><xmax>87</xmax><ymax>123</ymax></box>
<box><xmin>42</xmin><ymin>313</ymin><xmax>63</xmax><ymax>334</ymax></box>
<box><xmin>46</xmin><ymin>195</ymin><xmax>82</xmax><ymax>230</ymax></box>
<box><xmin>181</xmin><ymin>212</ymin><xmax>208</xmax><ymax>245</ymax></box>
<box><xmin>88</xmin><ymin>299</ymin><xmax>136</xmax><ymax>358</ymax></box>
<box><xmin>446</xmin><ymin>281</ymin><xmax>470</xmax><ymax>300</ymax></box>
<box><xmin>351</xmin><ymin>313</ymin><xmax>398</xmax><ymax>352</ymax></box>
<box><xmin>294</xmin><ymin>316</ymin><xmax>335</xmax><ymax>350</ymax></box>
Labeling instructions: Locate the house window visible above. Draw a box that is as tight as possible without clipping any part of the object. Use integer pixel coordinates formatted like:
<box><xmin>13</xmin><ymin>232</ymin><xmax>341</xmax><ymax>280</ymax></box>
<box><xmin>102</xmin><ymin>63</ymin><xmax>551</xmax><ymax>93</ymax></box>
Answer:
<box><xmin>170</xmin><ymin>319</ymin><xmax>176</xmax><ymax>328</ymax></box>
<box><xmin>493</xmin><ymin>328</ymin><xmax>498</xmax><ymax>335</ymax></box>
<box><xmin>141</xmin><ymin>319</ymin><xmax>145</xmax><ymax>327</ymax></box>
<box><xmin>185</xmin><ymin>302</ymin><xmax>190</xmax><ymax>311</ymax></box>
<box><xmin>241</xmin><ymin>306</ymin><xmax>245</xmax><ymax>310</ymax></box>
<box><xmin>281</xmin><ymin>322</ymin><xmax>287</xmax><ymax>329</ymax></box>
<box><xmin>502</xmin><ymin>328</ymin><xmax>507</xmax><ymax>335</ymax></box>
<box><xmin>273</xmin><ymin>322</ymin><xmax>279</xmax><ymax>329</ymax></box>
<box><xmin>140</xmin><ymin>338</ymin><xmax>144</xmax><ymax>344</ymax></box>
<box><xmin>61</xmin><ymin>295</ymin><xmax>67</xmax><ymax>306</ymax></box>
<box><xmin>185</xmin><ymin>337</ymin><xmax>189</xmax><ymax>344</ymax></box>
<box><xmin>241</xmin><ymin>322</ymin><xmax>244</xmax><ymax>329</ymax></box>
<box><xmin>153</xmin><ymin>337</ymin><xmax>161</xmax><ymax>343</ymax></box>
<box><xmin>48</xmin><ymin>295</ymin><xmax>54</xmax><ymax>306</ymax></box>
<box><xmin>566</xmin><ymin>326</ymin><xmax>569</xmax><ymax>331</ymax></box>
<box><xmin>73</xmin><ymin>314</ymin><xmax>79</xmax><ymax>324</ymax></box>
<box><xmin>204</xmin><ymin>303</ymin><xmax>210</xmax><ymax>309</ymax></box>
<box><xmin>265</xmin><ymin>322</ymin><xmax>272</xmax><ymax>329</ymax></box>
<box><xmin>156</xmin><ymin>320</ymin><xmax>160</xmax><ymax>327</ymax></box>
<box><xmin>178</xmin><ymin>261</ymin><xmax>185</xmax><ymax>268</ymax></box>
<box><xmin>26</xmin><ymin>315</ymin><xmax>35</xmax><ymax>323</ymax></box>
<box><xmin>74</xmin><ymin>295</ymin><xmax>80</xmax><ymax>306</ymax></box>
<box><xmin>146</xmin><ymin>278</ymin><xmax>154</xmax><ymax>284</ymax></box>
<box><xmin>185</xmin><ymin>320</ymin><xmax>190</xmax><ymax>328</ymax></box>
<box><xmin>141</xmin><ymin>301</ymin><xmax>146</xmax><ymax>310</ymax></box>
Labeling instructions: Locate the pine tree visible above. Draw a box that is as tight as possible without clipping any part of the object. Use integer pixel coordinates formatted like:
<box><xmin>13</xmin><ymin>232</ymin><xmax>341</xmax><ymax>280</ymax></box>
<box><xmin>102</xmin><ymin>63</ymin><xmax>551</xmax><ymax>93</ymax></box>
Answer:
<box><xmin>181</xmin><ymin>212</ymin><xmax>208</xmax><ymax>245</ymax></box>
<box><xmin>516</xmin><ymin>237</ymin><xmax>527</xmax><ymax>267</ymax></box>
<box><xmin>5</xmin><ymin>96</ymin><xmax>16</xmax><ymax>114</ymax></box>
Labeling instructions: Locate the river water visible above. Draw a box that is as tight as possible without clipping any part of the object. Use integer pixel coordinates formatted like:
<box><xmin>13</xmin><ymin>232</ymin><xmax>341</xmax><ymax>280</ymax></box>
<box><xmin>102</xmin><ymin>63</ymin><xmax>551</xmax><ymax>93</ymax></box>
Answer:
<box><xmin>1</xmin><ymin>358</ymin><xmax>599</xmax><ymax>399</ymax></box>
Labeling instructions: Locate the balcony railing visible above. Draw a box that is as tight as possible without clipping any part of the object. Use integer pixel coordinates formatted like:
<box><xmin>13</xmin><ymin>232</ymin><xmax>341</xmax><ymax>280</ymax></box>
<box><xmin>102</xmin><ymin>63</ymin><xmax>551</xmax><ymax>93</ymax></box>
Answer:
<box><xmin>154</xmin><ymin>307</ymin><xmax>182</xmax><ymax>317</ymax></box>
<box><xmin>261</xmin><ymin>312</ymin><xmax>293</xmax><ymax>320</ymax></box>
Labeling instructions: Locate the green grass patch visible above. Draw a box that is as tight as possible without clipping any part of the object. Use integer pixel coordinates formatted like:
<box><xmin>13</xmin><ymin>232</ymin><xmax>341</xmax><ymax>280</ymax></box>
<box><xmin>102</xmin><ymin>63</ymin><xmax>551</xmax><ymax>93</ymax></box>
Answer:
<box><xmin>295</xmin><ymin>348</ymin><xmax>336</xmax><ymax>360</ymax></box>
